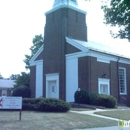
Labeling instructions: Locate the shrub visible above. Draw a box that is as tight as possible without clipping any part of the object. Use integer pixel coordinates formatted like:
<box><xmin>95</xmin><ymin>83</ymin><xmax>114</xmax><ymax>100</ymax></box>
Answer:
<box><xmin>22</xmin><ymin>98</ymin><xmax>71</xmax><ymax>112</ymax></box>
<box><xmin>36</xmin><ymin>98</ymin><xmax>71</xmax><ymax>112</ymax></box>
<box><xmin>89</xmin><ymin>93</ymin><xmax>117</xmax><ymax>108</ymax></box>
<box><xmin>74</xmin><ymin>89</ymin><xmax>89</xmax><ymax>104</ymax></box>
<box><xmin>89</xmin><ymin>93</ymin><xmax>99</xmax><ymax>105</ymax></box>
<box><xmin>97</xmin><ymin>94</ymin><xmax>117</xmax><ymax>108</ymax></box>
<box><xmin>22</xmin><ymin>98</ymin><xmax>42</xmax><ymax>110</ymax></box>
<box><xmin>12</xmin><ymin>86</ymin><xmax>31</xmax><ymax>98</ymax></box>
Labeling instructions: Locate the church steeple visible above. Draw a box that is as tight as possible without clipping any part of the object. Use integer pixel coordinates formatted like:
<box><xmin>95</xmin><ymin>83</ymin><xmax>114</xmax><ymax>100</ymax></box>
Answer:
<box><xmin>53</xmin><ymin>0</ymin><xmax>78</xmax><ymax>9</ymax></box>
<box><xmin>43</xmin><ymin>0</ymin><xmax>87</xmax><ymax>101</ymax></box>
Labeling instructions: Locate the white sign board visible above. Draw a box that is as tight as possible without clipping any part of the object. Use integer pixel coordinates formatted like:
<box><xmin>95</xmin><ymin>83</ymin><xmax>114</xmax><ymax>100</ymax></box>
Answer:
<box><xmin>0</xmin><ymin>97</ymin><xmax>22</xmax><ymax>109</ymax></box>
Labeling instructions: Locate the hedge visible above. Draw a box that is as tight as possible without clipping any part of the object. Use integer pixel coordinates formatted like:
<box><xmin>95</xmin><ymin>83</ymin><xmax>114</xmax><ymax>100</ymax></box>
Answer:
<box><xmin>22</xmin><ymin>98</ymin><xmax>42</xmax><ymax>110</ymax></box>
<box><xmin>22</xmin><ymin>98</ymin><xmax>71</xmax><ymax>112</ymax></box>
<box><xmin>89</xmin><ymin>93</ymin><xmax>117</xmax><ymax>108</ymax></box>
<box><xmin>74</xmin><ymin>88</ymin><xmax>117</xmax><ymax>108</ymax></box>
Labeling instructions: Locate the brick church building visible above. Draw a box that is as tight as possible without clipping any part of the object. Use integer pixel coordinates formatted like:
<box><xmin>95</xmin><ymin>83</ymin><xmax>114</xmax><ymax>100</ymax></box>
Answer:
<box><xmin>29</xmin><ymin>0</ymin><xmax>130</xmax><ymax>106</ymax></box>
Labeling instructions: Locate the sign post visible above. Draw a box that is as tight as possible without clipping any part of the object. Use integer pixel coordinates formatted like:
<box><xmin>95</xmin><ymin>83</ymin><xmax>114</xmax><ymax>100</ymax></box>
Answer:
<box><xmin>0</xmin><ymin>97</ymin><xmax>22</xmax><ymax>120</ymax></box>
<box><xmin>19</xmin><ymin>109</ymin><xmax>22</xmax><ymax>121</ymax></box>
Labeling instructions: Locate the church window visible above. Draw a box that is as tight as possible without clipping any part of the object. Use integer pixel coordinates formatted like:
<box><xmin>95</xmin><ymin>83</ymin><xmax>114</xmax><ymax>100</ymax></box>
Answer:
<box><xmin>119</xmin><ymin>67</ymin><xmax>127</xmax><ymax>94</ymax></box>
<box><xmin>98</xmin><ymin>78</ymin><xmax>110</xmax><ymax>95</ymax></box>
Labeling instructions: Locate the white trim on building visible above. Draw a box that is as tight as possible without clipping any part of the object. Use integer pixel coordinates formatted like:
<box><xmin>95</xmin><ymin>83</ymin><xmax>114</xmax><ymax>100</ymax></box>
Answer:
<box><xmin>29</xmin><ymin>45</ymin><xmax>43</xmax><ymax>66</ymax></box>
<box><xmin>65</xmin><ymin>37</ymin><xmax>130</xmax><ymax>65</ymax></box>
<box><xmin>66</xmin><ymin>58</ymin><xmax>78</xmax><ymax>102</ymax></box>
<box><xmin>36</xmin><ymin>62</ymin><xmax>43</xmax><ymax>98</ymax></box>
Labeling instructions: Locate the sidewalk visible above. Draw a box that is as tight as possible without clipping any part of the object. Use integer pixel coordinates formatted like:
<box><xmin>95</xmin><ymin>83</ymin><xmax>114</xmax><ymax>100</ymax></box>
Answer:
<box><xmin>71</xmin><ymin>109</ymin><xmax>119</xmax><ymax>121</ymax></box>
<box><xmin>71</xmin><ymin>108</ymin><xmax>130</xmax><ymax>130</ymax></box>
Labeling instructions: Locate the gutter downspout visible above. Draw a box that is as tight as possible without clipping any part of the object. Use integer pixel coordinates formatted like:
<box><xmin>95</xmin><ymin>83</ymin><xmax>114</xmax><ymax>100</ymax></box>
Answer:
<box><xmin>117</xmin><ymin>57</ymin><xmax>120</xmax><ymax>103</ymax></box>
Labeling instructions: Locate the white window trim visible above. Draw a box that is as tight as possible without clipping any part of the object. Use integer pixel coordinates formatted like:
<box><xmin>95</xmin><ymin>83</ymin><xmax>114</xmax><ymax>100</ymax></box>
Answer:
<box><xmin>119</xmin><ymin>67</ymin><xmax>127</xmax><ymax>95</ymax></box>
<box><xmin>98</xmin><ymin>78</ymin><xmax>110</xmax><ymax>95</ymax></box>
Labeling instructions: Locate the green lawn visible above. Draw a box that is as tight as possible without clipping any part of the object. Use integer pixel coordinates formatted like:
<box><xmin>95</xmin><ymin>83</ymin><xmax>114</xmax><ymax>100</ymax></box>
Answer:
<box><xmin>0</xmin><ymin>111</ymin><xmax>117</xmax><ymax>130</ymax></box>
<box><xmin>70</xmin><ymin>108</ymin><xmax>94</xmax><ymax>111</ymax></box>
<box><xmin>94</xmin><ymin>110</ymin><xmax>130</xmax><ymax>120</ymax></box>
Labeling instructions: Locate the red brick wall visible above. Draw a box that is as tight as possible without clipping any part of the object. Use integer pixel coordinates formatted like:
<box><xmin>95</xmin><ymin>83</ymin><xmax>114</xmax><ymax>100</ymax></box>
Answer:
<box><xmin>30</xmin><ymin>66</ymin><xmax>36</xmax><ymax>97</ymax></box>
<box><xmin>66</xmin><ymin>44</ymin><xmax>81</xmax><ymax>54</ymax></box>
<box><xmin>78</xmin><ymin>56</ymin><xmax>130</xmax><ymax>106</ymax></box>
<box><xmin>78</xmin><ymin>57</ymin><xmax>89</xmax><ymax>91</ymax></box>
<box><xmin>110</xmin><ymin>61</ymin><xmax>119</xmax><ymax>101</ymax></box>
<box><xmin>0</xmin><ymin>90</ymin><xmax>2</xmax><ymax>96</ymax></box>
<box><xmin>7</xmin><ymin>90</ymin><xmax>10</xmax><ymax>96</ymax></box>
<box><xmin>67</xmin><ymin>9</ymin><xmax>87</xmax><ymax>41</ymax></box>
<box><xmin>35</xmin><ymin>50</ymin><xmax>43</xmax><ymax>61</ymax></box>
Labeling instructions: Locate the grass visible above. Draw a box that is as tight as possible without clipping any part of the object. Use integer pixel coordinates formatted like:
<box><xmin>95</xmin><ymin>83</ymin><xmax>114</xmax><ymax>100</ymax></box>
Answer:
<box><xmin>70</xmin><ymin>108</ymin><xmax>94</xmax><ymax>111</ymax></box>
<box><xmin>0</xmin><ymin>111</ymin><xmax>117</xmax><ymax>130</ymax></box>
<box><xmin>94</xmin><ymin>110</ymin><xmax>130</xmax><ymax>120</ymax></box>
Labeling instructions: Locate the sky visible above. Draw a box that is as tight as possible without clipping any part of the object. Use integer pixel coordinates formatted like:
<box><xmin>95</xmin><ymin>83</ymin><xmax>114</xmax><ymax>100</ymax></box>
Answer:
<box><xmin>0</xmin><ymin>0</ymin><xmax>130</xmax><ymax>78</ymax></box>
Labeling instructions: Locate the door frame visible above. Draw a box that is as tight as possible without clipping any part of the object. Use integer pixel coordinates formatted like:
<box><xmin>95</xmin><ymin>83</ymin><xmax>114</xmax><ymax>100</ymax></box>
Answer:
<box><xmin>46</xmin><ymin>73</ymin><xmax>59</xmax><ymax>99</ymax></box>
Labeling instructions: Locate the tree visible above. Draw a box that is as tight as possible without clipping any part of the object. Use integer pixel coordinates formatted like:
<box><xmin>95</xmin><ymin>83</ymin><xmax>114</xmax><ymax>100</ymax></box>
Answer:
<box><xmin>10</xmin><ymin>74</ymin><xmax>20</xmax><ymax>80</ymax></box>
<box><xmin>24</xmin><ymin>34</ymin><xmax>44</xmax><ymax>69</ymax></box>
<box><xmin>0</xmin><ymin>74</ymin><xmax>3</xmax><ymax>79</ymax></box>
<box><xmin>14</xmin><ymin>72</ymin><xmax>30</xmax><ymax>88</ymax></box>
<box><xmin>12</xmin><ymin>85</ymin><xmax>31</xmax><ymax>98</ymax></box>
<box><xmin>102</xmin><ymin>0</ymin><xmax>130</xmax><ymax>41</ymax></box>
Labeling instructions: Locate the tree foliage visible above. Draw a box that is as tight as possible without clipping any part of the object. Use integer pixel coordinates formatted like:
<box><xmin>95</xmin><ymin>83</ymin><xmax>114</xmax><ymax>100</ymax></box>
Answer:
<box><xmin>102</xmin><ymin>0</ymin><xmax>130</xmax><ymax>41</ymax></box>
<box><xmin>14</xmin><ymin>72</ymin><xmax>30</xmax><ymax>88</ymax></box>
<box><xmin>10</xmin><ymin>74</ymin><xmax>20</xmax><ymax>80</ymax></box>
<box><xmin>0</xmin><ymin>74</ymin><xmax>3</xmax><ymax>79</ymax></box>
<box><xmin>30</xmin><ymin>34</ymin><xmax>44</xmax><ymax>55</ymax></box>
<box><xmin>24</xmin><ymin>34</ymin><xmax>44</xmax><ymax>69</ymax></box>
<box><xmin>12</xmin><ymin>85</ymin><xmax>31</xmax><ymax>98</ymax></box>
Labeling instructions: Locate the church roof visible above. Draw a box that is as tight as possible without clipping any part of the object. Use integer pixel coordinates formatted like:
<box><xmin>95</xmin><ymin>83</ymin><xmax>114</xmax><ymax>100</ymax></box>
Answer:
<box><xmin>0</xmin><ymin>79</ymin><xmax>15</xmax><ymax>89</ymax></box>
<box><xmin>66</xmin><ymin>37</ymin><xmax>130</xmax><ymax>59</ymax></box>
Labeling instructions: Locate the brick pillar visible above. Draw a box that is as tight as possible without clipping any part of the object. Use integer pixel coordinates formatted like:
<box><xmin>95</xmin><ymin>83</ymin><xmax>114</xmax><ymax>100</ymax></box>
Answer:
<box><xmin>0</xmin><ymin>90</ymin><xmax>2</xmax><ymax>96</ymax></box>
<box><xmin>7</xmin><ymin>90</ymin><xmax>11</xmax><ymax>96</ymax></box>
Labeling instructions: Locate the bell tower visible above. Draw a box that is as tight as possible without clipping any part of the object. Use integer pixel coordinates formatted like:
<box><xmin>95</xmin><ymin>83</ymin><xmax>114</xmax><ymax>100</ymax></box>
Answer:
<box><xmin>45</xmin><ymin>0</ymin><xmax>87</xmax><ymax>42</ymax></box>
<box><xmin>43</xmin><ymin>0</ymin><xmax>87</xmax><ymax>100</ymax></box>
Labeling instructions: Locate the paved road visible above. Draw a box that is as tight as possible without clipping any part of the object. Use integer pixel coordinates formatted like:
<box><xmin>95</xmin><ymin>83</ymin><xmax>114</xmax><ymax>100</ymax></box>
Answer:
<box><xmin>75</xmin><ymin>126</ymin><xmax>130</xmax><ymax>130</ymax></box>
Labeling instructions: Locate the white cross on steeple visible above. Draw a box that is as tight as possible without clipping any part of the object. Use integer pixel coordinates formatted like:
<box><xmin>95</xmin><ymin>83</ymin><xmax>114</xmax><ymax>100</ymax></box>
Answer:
<box><xmin>53</xmin><ymin>0</ymin><xmax>78</xmax><ymax>9</ymax></box>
